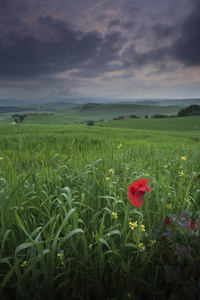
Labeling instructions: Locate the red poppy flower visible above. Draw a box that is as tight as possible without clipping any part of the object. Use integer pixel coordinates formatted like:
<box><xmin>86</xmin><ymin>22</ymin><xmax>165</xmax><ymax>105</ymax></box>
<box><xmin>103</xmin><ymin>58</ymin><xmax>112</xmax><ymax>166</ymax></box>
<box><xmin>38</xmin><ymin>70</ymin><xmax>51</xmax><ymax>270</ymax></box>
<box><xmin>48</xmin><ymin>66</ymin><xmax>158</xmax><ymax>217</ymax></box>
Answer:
<box><xmin>165</xmin><ymin>217</ymin><xmax>171</xmax><ymax>226</ymax></box>
<box><xmin>190</xmin><ymin>221</ymin><xmax>196</xmax><ymax>229</ymax></box>
<box><xmin>128</xmin><ymin>178</ymin><xmax>152</xmax><ymax>207</ymax></box>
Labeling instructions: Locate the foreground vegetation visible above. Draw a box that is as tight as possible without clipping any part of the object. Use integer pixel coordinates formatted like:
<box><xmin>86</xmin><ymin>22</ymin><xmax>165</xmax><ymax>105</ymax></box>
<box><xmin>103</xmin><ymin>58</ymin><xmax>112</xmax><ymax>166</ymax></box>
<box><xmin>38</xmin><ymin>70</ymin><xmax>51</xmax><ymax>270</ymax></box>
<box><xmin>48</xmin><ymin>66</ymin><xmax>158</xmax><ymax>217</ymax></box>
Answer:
<box><xmin>0</xmin><ymin>122</ymin><xmax>200</xmax><ymax>299</ymax></box>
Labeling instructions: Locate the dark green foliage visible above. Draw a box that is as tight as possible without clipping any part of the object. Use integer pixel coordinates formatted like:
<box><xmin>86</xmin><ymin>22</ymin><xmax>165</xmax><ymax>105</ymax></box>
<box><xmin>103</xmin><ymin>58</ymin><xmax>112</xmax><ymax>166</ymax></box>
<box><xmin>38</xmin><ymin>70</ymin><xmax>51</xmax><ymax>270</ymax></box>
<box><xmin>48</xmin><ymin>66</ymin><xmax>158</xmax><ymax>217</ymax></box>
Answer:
<box><xmin>13</xmin><ymin>114</ymin><xmax>27</xmax><ymax>123</ymax></box>
<box><xmin>151</xmin><ymin>114</ymin><xmax>168</xmax><ymax>118</ymax></box>
<box><xmin>87</xmin><ymin>120</ymin><xmax>95</xmax><ymax>126</ymax></box>
<box><xmin>129</xmin><ymin>114</ymin><xmax>139</xmax><ymax>118</ymax></box>
<box><xmin>177</xmin><ymin>105</ymin><xmax>200</xmax><ymax>117</ymax></box>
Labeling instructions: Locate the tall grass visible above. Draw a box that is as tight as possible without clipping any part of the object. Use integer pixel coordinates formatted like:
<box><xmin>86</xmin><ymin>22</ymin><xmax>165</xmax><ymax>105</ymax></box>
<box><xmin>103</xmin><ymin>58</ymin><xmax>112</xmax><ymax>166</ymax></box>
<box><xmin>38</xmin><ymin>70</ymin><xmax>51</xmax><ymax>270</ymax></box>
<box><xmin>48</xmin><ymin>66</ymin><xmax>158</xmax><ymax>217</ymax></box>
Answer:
<box><xmin>0</xmin><ymin>124</ymin><xmax>200</xmax><ymax>299</ymax></box>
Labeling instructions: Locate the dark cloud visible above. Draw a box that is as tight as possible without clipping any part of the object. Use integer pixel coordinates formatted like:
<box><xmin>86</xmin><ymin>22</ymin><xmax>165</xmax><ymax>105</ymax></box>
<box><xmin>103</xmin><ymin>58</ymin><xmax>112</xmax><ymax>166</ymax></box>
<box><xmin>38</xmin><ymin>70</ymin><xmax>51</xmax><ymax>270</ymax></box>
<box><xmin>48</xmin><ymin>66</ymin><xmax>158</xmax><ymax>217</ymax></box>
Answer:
<box><xmin>0</xmin><ymin>0</ymin><xmax>30</xmax><ymax>15</ymax></box>
<box><xmin>108</xmin><ymin>19</ymin><xmax>121</xmax><ymax>28</ymax></box>
<box><xmin>0</xmin><ymin>10</ymin><xmax>124</xmax><ymax>80</ymax></box>
<box><xmin>69</xmin><ymin>32</ymin><xmax>124</xmax><ymax>77</ymax></box>
<box><xmin>97</xmin><ymin>14</ymin><xmax>108</xmax><ymax>22</ymax></box>
<box><xmin>152</xmin><ymin>24</ymin><xmax>173</xmax><ymax>39</ymax></box>
<box><xmin>0</xmin><ymin>15</ymin><xmax>106</xmax><ymax>79</ymax></box>
<box><xmin>0</xmin><ymin>0</ymin><xmax>40</xmax><ymax>29</ymax></box>
<box><xmin>108</xmin><ymin>19</ymin><xmax>136</xmax><ymax>31</ymax></box>
<box><xmin>122</xmin><ymin>21</ymin><xmax>136</xmax><ymax>30</ymax></box>
<box><xmin>172</xmin><ymin>0</ymin><xmax>200</xmax><ymax>66</ymax></box>
<box><xmin>121</xmin><ymin>1</ymin><xmax>140</xmax><ymax>16</ymax></box>
<box><xmin>0</xmin><ymin>0</ymin><xmax>199</xmax><ymax>88</ymax></box>
<box><xmin>120</xmin><ymin>0</ymin><xmax>200</xmax><ymax>70</ymax></box>
<box><xmin>122</xmin><ymin>44</ymin><xmax>170</xmax><ymax>69</ymax></box>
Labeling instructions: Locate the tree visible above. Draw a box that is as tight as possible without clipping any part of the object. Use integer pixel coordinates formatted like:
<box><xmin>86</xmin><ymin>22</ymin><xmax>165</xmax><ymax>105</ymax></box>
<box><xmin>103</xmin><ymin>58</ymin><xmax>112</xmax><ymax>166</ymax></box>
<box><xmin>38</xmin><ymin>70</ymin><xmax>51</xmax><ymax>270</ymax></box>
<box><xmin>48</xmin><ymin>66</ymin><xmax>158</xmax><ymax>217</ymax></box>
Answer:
<box><xmin>87</xmin><ymin>120</ymin><xmax>95</xmax><ymax>126</ymax></box>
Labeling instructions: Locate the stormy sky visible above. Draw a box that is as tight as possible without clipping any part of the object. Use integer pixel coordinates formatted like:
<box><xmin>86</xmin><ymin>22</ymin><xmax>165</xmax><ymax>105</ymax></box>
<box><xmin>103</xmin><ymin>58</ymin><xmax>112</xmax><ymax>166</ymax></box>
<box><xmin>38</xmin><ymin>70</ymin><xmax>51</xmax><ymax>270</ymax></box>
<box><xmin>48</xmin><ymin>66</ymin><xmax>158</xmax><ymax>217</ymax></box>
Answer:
<box><xmin>0</xmin><ymin>0</ymin><xmax>200</xmax><ymax>102</ymax></box>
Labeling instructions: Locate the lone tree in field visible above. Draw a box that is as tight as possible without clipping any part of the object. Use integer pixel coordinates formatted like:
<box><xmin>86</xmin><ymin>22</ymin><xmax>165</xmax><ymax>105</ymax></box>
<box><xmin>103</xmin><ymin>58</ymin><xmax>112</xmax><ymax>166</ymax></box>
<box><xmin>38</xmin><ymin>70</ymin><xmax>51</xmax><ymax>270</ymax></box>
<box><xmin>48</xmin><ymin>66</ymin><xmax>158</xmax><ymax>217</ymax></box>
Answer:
<box><xmin>87</xmin><ymin>120</ymin><xmax>95</xmax><ymax>126</ymax></box>
<box><xmin>12</xmin><ymin>114</ymin><xmax>27</xmax><ymax>123</ymax></box>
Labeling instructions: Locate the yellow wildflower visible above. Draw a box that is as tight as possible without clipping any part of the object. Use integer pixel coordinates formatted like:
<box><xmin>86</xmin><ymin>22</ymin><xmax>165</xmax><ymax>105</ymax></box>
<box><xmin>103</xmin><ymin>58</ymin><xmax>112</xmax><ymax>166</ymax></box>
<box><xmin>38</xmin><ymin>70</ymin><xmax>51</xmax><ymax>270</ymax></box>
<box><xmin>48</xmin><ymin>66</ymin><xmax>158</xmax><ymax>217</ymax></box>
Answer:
<box><xmin>181</xmin><ymin>156</ymin><xmax>186</xmax><ymax>161</ymax></box>
<box><xmin>21</xmin><ymin>261</ymin><xmax>27</xmax><ymax>267</ymax></box>
<box><xmin>129</xmin><ymin>221</ymin><xmax>138</xmax><ymax>230</ymax></box>
<box><xmin>0</xmin><ymin>157</ymin><xmax>3</xmax><ymax>160</ymax></box>
<box><xmin>109</xmin><ymin>169</ymin><xmax>114</xmax><ymax>173</ymax></box>
<box><xmin>57</xmin><ymin>253</ymin><xmax>63</xmax><ymax>260</ymax></box>
<box><xmin>140</xmin><ymin>224</ymin><xmax>145</xmax><ymax>232</ymax></box>
<box><xmin>117</xmin><ymin>144</ymin><xmax>123</xmax><ymax>149</ymax></box>
<box><xmin>149</xmin><ymin>240</ymin><xmax>156</xmax><ymax>246</ymax></box>
<box><xmin>89</xmin><ymin>244</ymin><xmax>93</xmax><ymax>250</ymax></box>
<box><xmin>138</xmin><ymin>243</ymin><xmax>145</xmax><ymax>251</ymax></box>
<box><xmin>166</xmin><ymin>204</ymin><xmax>172</xmax><ymax>209</ymax></box>
<box><xmin>184</xmin><ymin>197</ymin><xmax>191</xmax><ymax>203</ymax></box>
<box><xmin>105</xmin><ymin>177</ymin><xmax>110</xmax><ymax>180</ymax></box>
<box><xmin>145</xmin><ymin>172</ymin><xmax>150</xmax><ymax>176</ymax></box>
<box><xmin>57</xmin><ymin>253</ymin><xmax>64</xmax><ymax>265</ymax></box>
<box><xmin>107</xmin><ymin>233</ymin><xmax>111</xmax><ymax>237</ymax></box>
<box><xmin>112</xmin><ymin>212</ymin><xmax>118</xmax><ymax>219</ymax></box>
<box><xmin>164</xmin><ymin>165</ymin><xmax>168</xmax><ymax>168</ymax></box>
<box><xmin>179</xmin><ymin>170</ymin><xmax>184</xmax><ymax>177</ymax></box>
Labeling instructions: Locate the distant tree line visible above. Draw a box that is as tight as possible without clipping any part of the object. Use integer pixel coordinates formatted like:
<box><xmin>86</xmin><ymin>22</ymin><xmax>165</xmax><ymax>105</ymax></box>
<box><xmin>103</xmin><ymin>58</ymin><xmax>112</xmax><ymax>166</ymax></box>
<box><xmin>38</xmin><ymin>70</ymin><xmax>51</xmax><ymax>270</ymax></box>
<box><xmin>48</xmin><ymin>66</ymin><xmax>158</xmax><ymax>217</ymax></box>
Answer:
<box><xmin>151</xmin><ymin>114</ymin><xmax>168</xmax><ymax>118</ymax></box>
<box><xmin>80</xmin><ymin>103</ymin><xmax>102</xmax><ymax>111</ymax></box>
<box><xmin>108</xmin><ymin>105</ymin><xmax>200</xmax><ymax>120</ymax></box>
<box><xmin>113</xmin><ymin>115</ymin><xmax>139</xmax><ymax>120</ymax></box>
<box><xmin>12</xmin><ymin>113</ymin><xmax>53</xmax><ymax>123</ymax></box>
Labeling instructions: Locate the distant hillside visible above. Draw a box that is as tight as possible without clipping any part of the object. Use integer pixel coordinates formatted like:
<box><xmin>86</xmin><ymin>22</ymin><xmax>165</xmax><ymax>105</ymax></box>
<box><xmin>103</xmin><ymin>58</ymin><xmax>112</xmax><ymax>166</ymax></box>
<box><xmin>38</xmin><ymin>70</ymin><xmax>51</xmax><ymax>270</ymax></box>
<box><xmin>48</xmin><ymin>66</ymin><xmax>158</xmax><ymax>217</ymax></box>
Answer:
<box><xmin>134</xmin><ymin>99</ymin><xmax>200</xmax><ymax>107</ymax></box>
<box><xmin>53</xmin><ymin>102</ymin><xmax>187</xmax><ymax>120</ymax></box>
<box><xmin>1</xmin><ymin>100</ymin><xmax>200</xmax><ymax>125</ymax></box>
<box><xmin>0</xmin><ymin>106</ymin><xmax>34</xmax><ymax>113</ymax></box>
<box><xmin>0</xmin><ymin>98</ymin><xmax>200</xmax><ymax>107</ymax></box>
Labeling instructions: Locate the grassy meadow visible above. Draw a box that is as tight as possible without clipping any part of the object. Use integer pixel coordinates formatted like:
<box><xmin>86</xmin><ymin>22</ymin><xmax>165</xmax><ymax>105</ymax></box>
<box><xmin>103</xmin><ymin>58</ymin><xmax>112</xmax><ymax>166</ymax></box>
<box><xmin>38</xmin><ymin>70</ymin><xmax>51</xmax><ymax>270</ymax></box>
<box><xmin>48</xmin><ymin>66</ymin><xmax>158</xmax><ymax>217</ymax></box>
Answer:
<box><xmin>0</xmin><ymin>117</ymin><xmax>200</xmax><ymax>299</ymax></box>
<box><xmin>96</xmin><ymin>115</ymin><xmax>200</xmax><ymax>132</ymax></box>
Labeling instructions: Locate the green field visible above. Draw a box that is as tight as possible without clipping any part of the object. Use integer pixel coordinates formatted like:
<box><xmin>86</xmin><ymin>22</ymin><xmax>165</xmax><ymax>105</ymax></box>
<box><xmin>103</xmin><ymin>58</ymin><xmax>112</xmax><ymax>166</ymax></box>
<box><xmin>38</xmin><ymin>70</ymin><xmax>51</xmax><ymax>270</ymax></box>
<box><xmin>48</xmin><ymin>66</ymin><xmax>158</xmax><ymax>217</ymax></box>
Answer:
<box><xmin>97</xmin><ymin>116</ymin><xmax>200</xmax><ymax>132</ymax></box>
<box><xmin>0</xmin><ymin>101</ymin><xmax>192</xmax><ymax>125</ymax></box>
<box><xmin>0</xmin><ymin>117</ymin><xmax>200</xmax><ymax>299</ymax></box>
